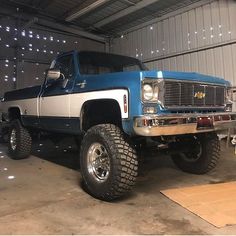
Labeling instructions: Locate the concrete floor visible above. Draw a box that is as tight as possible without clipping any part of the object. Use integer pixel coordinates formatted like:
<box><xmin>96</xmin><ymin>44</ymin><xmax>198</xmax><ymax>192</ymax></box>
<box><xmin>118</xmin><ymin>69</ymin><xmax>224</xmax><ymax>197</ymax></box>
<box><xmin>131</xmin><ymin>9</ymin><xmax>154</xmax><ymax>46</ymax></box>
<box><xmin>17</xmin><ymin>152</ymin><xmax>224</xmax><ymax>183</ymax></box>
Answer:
<box><xmin>1</xmin><ymin>137</ymin><xmax>236</xmax><ymax>234</ymax></box>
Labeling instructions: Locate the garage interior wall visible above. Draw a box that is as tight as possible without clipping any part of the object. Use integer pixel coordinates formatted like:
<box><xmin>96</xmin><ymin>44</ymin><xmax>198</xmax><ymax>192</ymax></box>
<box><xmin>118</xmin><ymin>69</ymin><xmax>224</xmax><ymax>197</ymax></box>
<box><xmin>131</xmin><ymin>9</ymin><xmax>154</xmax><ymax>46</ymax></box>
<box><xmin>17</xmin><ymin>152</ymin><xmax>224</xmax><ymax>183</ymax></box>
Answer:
<box><xmin>111</xmin><ymin>0</ymin><xmax>236</xmax><ymax>86</ymax></box>
<box><xmin>0</xmin><ymin>17</ymin><xmax>105</xmax><ymax>96</ymax></box>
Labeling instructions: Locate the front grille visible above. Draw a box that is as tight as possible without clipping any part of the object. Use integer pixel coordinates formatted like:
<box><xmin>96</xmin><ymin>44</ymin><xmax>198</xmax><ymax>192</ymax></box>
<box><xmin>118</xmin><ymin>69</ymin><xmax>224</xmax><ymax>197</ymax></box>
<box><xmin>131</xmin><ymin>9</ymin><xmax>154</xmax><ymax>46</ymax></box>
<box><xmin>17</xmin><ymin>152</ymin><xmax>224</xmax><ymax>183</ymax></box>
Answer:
<box><xmin>164</xmin><ymin>80</ymin><xmax>225</xmax><ymax>108</ymax></box>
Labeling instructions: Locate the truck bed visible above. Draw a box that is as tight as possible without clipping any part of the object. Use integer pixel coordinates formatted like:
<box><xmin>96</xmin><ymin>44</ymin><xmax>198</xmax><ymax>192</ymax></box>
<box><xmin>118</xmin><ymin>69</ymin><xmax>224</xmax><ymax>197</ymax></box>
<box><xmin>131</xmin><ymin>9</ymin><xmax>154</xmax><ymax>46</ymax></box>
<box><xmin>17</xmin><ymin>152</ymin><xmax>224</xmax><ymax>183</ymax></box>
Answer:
<box><xmin>4</xmin><ymin>86</ymin><xmax>42</xmax><ymax>102</ymax></box>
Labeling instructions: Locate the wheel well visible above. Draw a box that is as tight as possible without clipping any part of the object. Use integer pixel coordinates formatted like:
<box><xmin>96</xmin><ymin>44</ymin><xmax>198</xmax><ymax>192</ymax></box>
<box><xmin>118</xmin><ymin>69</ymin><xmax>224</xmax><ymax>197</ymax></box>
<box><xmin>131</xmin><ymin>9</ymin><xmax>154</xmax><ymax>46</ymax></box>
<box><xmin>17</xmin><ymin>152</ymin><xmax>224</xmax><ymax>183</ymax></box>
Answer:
<box><xmin>81</xmin><ymin>99</ymin><xmax>122</xmax><ymax>131</ymax></box>
<box><xmin>8</xmin><ymin>107</ymin><xmax>21</xmax><ymax>121</ymax></box>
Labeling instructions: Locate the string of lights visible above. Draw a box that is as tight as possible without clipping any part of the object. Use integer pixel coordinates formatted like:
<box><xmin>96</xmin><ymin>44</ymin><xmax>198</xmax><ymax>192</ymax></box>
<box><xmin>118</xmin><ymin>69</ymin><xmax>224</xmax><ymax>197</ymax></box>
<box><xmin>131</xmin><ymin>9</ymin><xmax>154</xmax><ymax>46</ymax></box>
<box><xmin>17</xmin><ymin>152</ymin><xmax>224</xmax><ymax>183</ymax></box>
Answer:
<box><xmin>0</xmin><ymin>23</ymin><xmax>80</xmax><ymax>86</ymax></box>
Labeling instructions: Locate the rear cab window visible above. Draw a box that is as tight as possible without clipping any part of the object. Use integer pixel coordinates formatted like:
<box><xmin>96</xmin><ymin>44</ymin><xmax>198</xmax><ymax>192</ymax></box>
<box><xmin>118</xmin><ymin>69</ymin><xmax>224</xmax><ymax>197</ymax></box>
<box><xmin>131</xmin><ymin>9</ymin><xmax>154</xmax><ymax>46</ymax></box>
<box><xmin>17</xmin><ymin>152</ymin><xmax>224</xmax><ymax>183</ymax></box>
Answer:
<box><xmin>78</xmin><ymin>51</ymin><xmax>147</xmax><ymax>75</ymax></box>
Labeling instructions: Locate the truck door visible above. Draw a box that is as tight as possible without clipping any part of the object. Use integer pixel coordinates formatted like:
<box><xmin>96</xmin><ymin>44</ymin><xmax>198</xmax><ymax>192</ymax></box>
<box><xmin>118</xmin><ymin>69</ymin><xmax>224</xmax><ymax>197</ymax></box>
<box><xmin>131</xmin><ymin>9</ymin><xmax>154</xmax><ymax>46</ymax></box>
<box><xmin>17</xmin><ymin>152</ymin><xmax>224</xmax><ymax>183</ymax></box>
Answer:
<box><xmin>39</xmin><ymin>53</ymin><xmax>75</xmax><ymax>132</ymax></box>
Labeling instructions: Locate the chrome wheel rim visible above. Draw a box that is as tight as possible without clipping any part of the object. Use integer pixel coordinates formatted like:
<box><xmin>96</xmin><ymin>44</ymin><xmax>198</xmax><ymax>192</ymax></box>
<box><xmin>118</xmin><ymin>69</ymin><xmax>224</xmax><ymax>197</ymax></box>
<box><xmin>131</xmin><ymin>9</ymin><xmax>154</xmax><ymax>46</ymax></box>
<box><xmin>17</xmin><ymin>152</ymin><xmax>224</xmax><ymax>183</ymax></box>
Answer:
<box><xmin>87</xmin><ymin>142</ymin><xmax>110</xmax><ymax>182</ymax></box>
<box><xmin>10</xmin><ymin>129</ymin><xmax>17</xmax><ymax>151</ymax></box>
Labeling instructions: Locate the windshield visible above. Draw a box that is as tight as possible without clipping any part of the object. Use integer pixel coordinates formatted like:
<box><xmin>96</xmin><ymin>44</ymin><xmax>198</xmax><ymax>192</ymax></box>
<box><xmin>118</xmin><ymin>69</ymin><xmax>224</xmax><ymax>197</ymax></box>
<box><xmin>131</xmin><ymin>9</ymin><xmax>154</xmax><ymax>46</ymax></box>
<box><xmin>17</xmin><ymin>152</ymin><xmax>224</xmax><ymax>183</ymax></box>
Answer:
<box><xmin>78</xmin><ymin>51</ymin><xmax>147</xmax><ymax>75</ymax></box>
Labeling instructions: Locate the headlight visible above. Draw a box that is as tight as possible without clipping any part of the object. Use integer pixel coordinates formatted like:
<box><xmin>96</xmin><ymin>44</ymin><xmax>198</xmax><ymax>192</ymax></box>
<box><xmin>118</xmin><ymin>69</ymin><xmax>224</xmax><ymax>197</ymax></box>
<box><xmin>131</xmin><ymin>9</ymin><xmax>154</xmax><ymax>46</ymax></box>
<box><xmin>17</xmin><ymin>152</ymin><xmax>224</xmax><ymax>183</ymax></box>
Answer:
<box><xmin>142</xmin><ymin>79</ymin><xmax>160</xmax><ymax>102</ymax></box>
<box><xmin>225</xmin><ymin>87</ymin><xmax>233</xmax><ymax>112</ymax></box>
<box><xmin>143</xmin><ymin>84</ymin><xmax>154</xmax><ymax>101</ymax></box>
<box><xmin>226</xmin><ymin>87</ymin><xmax>233</xmax><ymax>103</ymax></box>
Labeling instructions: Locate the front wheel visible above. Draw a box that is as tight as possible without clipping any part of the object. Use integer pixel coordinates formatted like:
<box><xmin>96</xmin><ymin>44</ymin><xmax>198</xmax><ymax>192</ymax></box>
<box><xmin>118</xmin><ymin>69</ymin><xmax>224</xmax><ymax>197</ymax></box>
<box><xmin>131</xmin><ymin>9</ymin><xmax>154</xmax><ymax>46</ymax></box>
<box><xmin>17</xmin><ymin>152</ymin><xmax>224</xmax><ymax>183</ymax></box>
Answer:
<box><xmin>8</xmin><ymin>119</ymin><xmax>32</xmax><ymax>160</ymax></box>
<box><xmin>80</xmin><ymin>124</ymin><xmax>138</xmax><ymax>201</ymax></box>
<box><xmin>171</xmin><ymin>132</ymin><xmax>220</xmax><ymax>174</ymax></box>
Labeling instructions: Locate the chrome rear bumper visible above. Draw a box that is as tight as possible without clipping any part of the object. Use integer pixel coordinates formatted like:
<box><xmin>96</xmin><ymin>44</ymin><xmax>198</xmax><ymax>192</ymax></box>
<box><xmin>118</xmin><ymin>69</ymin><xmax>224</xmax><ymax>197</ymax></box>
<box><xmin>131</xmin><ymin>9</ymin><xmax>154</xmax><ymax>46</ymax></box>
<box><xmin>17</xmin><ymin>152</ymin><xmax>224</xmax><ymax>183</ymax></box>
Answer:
<box><xmin>134</xmin><ymin>112</ymin><xmax>236</xmax><ymax>136</ymax></box>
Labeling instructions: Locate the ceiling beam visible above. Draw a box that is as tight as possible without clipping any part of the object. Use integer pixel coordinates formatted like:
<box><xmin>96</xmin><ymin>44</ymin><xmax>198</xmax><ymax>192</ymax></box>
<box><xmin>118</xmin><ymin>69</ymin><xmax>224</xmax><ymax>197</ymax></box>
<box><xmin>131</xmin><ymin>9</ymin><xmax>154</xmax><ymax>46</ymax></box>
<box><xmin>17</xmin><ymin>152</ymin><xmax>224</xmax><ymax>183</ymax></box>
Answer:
<box><xmin>38</xmin><ymin>18</ymin><xmax>106</xmax><ymax>42</ymax></box>
<box><xmin>65</xmin><ymin>0</ymin><xmax>112</xmax><ymax>22</ymax></box>
<box><xmin>22</xmin><ymin>17</ymin><xmax>38</xmax><ymax>29</ymax></box>
<box><xmin>0</xmin><ymin>7</ymin><xmax>106</xmax><ymax>43</ymax></box>
<box><xmin>94</xmin><ymin>0</ymin><xmax>161</xmax><ymax>28</ymax></box>
<box><xmin>118</xmin><ymin>0</ymin><xmax>214</xmax><ymax>35</ymax></box>
<box><xmin>120</xmin><ymin>0</ymin><xmax>135</xmax><ymax>6</ymax></box>
<box><xmin>37</xmin><ymin>0</ymin><xmax>55</xmax><ymax>10</ymax></box>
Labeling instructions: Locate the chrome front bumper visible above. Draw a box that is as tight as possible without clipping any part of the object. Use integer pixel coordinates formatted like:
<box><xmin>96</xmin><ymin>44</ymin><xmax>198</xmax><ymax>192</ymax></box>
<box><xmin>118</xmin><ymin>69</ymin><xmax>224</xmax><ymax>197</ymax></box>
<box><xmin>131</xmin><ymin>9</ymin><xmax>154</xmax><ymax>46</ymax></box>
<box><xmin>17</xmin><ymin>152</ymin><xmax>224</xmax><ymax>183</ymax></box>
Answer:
<box><xmin>134</xmin><ymin>112</ymin><xmax>236</xmax><ymax>136</ymax></box>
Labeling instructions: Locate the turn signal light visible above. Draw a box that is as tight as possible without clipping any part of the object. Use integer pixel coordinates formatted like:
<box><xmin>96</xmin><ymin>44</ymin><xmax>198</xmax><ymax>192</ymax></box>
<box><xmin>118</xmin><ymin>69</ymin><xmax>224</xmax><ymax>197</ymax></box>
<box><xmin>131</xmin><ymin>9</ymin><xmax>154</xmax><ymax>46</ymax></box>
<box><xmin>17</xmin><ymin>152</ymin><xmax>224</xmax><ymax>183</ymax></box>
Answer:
<box><xmin>124</xmin><ymin>95</ymin><xmax>127</xmax><ymax>113</ymax></box>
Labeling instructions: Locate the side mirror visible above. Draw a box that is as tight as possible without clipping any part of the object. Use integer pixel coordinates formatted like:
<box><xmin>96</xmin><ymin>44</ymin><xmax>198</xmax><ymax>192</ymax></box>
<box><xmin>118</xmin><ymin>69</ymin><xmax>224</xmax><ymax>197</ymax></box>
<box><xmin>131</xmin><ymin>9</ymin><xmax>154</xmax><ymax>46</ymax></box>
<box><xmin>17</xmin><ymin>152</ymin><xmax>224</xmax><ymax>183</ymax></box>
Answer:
<box><xmin>46</xmin><ymin>69</ymin><xmax>61</xmax><ymax>81</ymax></box>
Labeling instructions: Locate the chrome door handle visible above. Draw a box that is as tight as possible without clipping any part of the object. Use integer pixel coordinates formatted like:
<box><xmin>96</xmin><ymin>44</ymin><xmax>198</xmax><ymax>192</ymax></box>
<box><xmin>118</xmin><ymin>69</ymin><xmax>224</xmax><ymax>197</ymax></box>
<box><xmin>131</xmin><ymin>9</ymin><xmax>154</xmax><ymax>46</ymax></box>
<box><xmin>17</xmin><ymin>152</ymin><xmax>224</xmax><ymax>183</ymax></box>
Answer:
<box><xmin>76</xmin><ymin>80</ymin><xmax>87</xmax><ymax>88</ymax></box>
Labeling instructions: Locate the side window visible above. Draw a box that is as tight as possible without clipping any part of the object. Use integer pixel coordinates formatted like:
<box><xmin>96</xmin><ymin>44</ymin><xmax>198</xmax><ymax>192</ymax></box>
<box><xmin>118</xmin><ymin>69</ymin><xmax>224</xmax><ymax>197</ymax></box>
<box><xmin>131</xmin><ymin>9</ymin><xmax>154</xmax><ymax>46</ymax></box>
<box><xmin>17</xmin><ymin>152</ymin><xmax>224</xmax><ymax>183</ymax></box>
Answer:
<box><xmin>53</xmin><ymin>55</ymin><xmax>75</xmax><ymax>79</ymax></box>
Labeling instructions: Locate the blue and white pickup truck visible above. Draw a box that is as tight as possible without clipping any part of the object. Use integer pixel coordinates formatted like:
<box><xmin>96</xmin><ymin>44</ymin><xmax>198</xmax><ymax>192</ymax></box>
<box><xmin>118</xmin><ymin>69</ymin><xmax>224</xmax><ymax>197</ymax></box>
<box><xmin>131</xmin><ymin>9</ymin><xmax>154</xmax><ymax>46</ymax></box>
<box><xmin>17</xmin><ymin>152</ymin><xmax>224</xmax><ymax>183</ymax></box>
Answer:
<box><xmin>2</xmin><ymin>50</ymin><xmax>236</xmax><ymax>201</ymax></box>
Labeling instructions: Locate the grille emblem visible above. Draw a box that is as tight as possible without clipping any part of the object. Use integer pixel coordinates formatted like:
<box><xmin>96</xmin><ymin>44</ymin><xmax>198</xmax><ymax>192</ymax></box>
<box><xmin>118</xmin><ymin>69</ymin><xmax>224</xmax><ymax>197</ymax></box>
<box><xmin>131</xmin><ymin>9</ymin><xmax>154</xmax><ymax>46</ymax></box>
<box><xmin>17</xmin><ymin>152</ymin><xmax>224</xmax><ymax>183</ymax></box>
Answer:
<box><xmin>194</xmin><ymin>92</ymin><xmax>206</xmax><ymax>99</ymax></box>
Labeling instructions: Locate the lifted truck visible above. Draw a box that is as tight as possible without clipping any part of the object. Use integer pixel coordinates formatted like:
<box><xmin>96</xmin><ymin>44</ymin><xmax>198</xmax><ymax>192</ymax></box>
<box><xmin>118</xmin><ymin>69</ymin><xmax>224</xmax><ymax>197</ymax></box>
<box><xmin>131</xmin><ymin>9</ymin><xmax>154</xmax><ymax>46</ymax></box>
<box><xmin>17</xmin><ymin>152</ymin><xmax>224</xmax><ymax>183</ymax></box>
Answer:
<box><xmin>1</xmin><ymin>50</ymin><xmax>236</xmax><ymax>201</ymax></box>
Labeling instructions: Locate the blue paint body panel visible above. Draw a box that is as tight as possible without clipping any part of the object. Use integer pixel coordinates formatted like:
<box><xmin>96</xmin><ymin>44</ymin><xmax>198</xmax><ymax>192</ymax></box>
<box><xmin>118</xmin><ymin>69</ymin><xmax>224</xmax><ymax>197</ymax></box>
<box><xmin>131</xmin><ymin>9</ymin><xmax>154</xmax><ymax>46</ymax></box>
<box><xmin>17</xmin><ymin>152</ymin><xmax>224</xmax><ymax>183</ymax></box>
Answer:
<box><xmin>4</xmin><ymin>86</ymin><xmax>42</xmax><ymax>101</ymax></box>
<box><xmin>3</xmin><ymin>50</ymin><xmax>231</xmax><ymax>136</ymax></box>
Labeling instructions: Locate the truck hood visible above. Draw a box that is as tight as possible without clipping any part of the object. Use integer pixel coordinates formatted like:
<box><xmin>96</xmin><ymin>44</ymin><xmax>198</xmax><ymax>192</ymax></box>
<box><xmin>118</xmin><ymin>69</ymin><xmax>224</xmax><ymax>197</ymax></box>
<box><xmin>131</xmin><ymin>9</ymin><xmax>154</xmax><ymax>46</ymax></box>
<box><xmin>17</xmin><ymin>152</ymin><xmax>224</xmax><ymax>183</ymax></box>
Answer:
<box><xmin>84</xmin><ymin>70</ymin><xmax>229</xmax><ymax>87</ymax></box>
<box><xmin>142</xmin><ymin>70</ymin><xmax>229</xmax><ymax>86</ymax></box>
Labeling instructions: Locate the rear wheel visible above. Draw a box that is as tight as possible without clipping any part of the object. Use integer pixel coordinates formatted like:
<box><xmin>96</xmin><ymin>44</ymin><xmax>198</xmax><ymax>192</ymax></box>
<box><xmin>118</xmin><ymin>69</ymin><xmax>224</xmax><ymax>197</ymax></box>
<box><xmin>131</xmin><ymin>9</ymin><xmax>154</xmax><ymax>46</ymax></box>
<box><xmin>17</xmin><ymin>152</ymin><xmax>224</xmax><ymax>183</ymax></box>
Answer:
<box><xmin>8</xmin><ymin>119</ymin><xmax>32</xmax><ymax>160</ymax></box>
<box><xmin>80</xmin><ymin>124</ymin><xmax>138</xmax><ymax>201</ymax></box>
<box><xmin>171</xmin><ymin>132</ymin><xmax>220</xmax><ymax>174</ymax></box>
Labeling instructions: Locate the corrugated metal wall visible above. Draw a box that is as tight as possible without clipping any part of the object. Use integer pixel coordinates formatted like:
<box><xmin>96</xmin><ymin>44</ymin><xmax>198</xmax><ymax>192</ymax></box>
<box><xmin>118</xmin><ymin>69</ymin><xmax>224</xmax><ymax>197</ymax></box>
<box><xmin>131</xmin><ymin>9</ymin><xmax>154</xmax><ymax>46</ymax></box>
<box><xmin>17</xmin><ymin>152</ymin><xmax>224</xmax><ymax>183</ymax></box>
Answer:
<box><xmin>111</xmin><ymin>0</ymin><xmax>236</xmax><ymax>86</ymax></box>
<box><xmin>0</xmin><ymin>18</ymin><xmax>105</xmax><ymax>96</ymax></box>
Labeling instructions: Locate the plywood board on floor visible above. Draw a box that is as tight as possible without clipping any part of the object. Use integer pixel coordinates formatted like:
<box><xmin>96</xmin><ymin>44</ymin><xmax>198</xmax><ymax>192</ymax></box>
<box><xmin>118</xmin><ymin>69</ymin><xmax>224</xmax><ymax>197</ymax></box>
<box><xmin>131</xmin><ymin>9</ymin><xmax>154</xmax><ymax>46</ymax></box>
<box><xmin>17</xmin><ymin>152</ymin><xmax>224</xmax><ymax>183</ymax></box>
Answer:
<box><xmin>161</xmin><ymin>181</ymin><xmax>236</xmax><ymax>228</ymax></box>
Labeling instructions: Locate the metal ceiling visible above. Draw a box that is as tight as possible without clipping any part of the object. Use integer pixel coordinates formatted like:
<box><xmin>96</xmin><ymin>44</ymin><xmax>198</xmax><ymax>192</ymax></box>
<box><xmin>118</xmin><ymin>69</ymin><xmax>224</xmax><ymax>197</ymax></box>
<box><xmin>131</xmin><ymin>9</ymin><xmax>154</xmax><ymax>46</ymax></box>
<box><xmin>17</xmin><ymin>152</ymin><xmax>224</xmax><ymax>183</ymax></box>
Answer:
<box><xmin>0</xmin><ymin>0</ymin><xmax>203</xmax><ymax>38</ymax></box>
